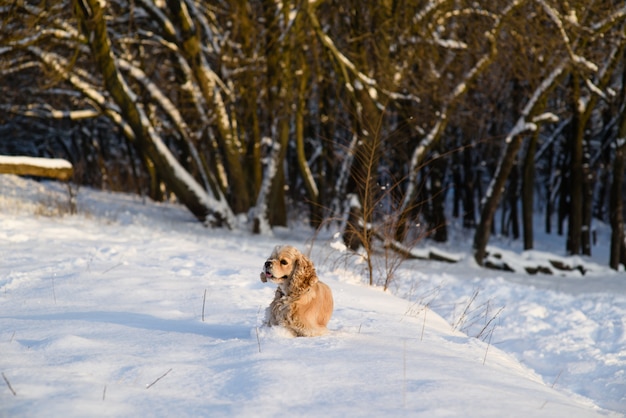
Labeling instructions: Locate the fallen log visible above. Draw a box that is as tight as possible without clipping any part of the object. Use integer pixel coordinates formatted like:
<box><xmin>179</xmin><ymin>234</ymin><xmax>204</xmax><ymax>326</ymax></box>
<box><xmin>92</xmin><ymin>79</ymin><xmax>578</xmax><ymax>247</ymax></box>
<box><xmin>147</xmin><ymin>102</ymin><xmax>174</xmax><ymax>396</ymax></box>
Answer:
<box><xmin>0</xmin><ymin>155</ymin><xmax>73</xmax><ymax>181</ymax></box>
<box><xmin>372</xmin><ymin>228</ymin><xmax>462</xmax><ymax>263</ymax></box>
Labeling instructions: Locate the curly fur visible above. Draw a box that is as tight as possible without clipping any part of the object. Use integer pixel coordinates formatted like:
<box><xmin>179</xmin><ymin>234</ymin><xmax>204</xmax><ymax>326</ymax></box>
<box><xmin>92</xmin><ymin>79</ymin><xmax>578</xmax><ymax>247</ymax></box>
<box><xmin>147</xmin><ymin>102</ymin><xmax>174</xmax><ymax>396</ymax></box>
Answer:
<box><xmin>260</xmin><ymin>245</ymin><xmax>333</xmax><ymax>337</ymax></box>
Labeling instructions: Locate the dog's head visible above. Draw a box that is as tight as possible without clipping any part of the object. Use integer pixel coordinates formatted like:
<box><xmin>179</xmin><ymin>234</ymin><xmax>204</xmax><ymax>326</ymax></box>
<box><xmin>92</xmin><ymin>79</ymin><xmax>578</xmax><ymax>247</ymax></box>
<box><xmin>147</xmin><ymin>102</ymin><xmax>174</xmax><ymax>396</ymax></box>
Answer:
<box><xmin>260</xmin><ymin>245</ymin><xmax>317</xmax><ymax>294</ymax></box>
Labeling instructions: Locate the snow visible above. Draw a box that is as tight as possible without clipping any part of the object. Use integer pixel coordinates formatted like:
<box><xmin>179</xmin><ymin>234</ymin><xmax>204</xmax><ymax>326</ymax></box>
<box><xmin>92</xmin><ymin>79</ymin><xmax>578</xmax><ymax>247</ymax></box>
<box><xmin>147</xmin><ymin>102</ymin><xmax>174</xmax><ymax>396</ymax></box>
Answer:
<box><xmin>1</xmin><ymin>174</ymin><xmax>624</xmax><ymax>417</ymax></box>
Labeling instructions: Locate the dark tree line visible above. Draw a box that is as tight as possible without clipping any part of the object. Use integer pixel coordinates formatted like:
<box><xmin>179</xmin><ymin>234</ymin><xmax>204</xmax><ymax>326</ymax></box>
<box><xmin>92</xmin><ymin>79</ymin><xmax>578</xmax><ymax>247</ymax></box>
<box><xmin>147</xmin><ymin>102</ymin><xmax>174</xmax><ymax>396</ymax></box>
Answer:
<box><xmin>2</xmin><ymin>0</ymin><xmax>626</xmax><ymax>270</ymax></box>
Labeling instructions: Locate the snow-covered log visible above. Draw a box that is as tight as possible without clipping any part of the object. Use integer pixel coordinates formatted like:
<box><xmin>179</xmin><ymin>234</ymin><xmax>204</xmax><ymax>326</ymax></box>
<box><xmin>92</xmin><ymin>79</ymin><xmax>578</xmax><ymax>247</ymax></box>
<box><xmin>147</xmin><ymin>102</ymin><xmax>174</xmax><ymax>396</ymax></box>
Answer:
<box><xmin>0</xmin><ymin>155</ymin><xmax>73</xmax><ymax>181</ymax></box>
<box><xmin>380</xmin><ymin>237</ymin><xmax>462</xmax><ymax>263</ymax></box>
<box><xmin>483</xmin><ymin>248</ymin><xmax>588</xmax><ymax>276</ymax></box>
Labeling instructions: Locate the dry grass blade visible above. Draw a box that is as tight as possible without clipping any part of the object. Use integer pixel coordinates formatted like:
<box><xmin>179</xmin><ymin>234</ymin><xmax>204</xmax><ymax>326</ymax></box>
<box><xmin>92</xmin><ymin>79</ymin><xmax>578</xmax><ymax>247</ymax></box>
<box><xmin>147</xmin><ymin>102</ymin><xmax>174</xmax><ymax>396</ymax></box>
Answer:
<box><xmin>146</xmin><ymin>368</ymin><xmax>173</xmax><ymax>389</ymax></box>
<box><xmin>2</xmin><ymin>372</ymin><xmax>16</xmax><ymax>396</ymax></box>
<box><xmin>202</xmin><ymin>289</ymin><xmax>207</xmax><ymax>322</ymax></box>
<box><xmin>255</xmin><ymin>327</ymin><xmax>262</xmax><ymax>353</ymax></box>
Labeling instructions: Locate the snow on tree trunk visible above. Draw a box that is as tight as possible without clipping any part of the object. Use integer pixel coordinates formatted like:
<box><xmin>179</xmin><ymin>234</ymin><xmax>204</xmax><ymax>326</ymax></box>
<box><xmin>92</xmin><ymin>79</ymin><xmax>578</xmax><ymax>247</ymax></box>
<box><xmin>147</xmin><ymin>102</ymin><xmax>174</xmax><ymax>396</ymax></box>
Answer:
<box><xmin>251</xmin><ymin>138</ymin><xmax>281</xmax><ymax>235</ymax></box>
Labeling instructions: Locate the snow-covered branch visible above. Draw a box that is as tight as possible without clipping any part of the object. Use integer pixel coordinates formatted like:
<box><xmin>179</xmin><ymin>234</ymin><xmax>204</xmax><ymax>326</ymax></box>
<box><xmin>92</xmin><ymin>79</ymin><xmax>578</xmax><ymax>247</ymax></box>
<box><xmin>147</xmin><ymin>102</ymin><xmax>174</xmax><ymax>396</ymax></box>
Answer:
<box><xmin>26</xmin><ymin>46</ymin><xmax>134</xmax><ymax>139</ymax></box>
<box><xmin>534</xmin><ymin>0</ymin><xmax>597</xmax><ymax>72</ymax></box>
<box><xmin>1</xmin><ymin>104</ymin><xmax>99</xmax><ymax>120</ymax></box>
<box><xmin>591</xmin><ymin>5</ymin><xmax>626</xmax><ymax>35</ymax></box>
<box><xmin>306</xmin><ymin>2</ymin><xmax>420</xmax><ymax>105</ymax></box>
<box><xmin>306</xmin><ymin>4</ymin><xmax>375</xmax><ymax>92</ymax></box>
<box><xmin>135</xmin><ymin>0</ymin><xmax>178</xmax><ymax>41</ymax></box>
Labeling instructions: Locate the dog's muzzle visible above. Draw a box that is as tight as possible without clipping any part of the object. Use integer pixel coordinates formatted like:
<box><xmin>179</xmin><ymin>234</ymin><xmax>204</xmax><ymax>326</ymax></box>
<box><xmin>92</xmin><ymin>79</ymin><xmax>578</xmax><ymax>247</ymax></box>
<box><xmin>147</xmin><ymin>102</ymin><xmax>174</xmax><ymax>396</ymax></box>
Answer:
<box><xmin>261</xmin><ymin>261</ymin><xmax>288</xmax><ymax>283</ymax></box>
<box><xmin>261</xmin><ymin>261</ymin><xmax>274</xmax><ymax>283</ymax></box>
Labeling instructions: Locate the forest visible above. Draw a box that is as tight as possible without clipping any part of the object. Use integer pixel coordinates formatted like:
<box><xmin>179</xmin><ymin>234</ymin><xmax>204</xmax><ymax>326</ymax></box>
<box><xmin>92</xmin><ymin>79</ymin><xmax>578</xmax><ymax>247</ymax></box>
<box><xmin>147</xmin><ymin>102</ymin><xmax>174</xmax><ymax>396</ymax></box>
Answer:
<box><xmin>1</xmin><ymin>0</ymin><xmax>626</xmax><ymax>270</ymax></box>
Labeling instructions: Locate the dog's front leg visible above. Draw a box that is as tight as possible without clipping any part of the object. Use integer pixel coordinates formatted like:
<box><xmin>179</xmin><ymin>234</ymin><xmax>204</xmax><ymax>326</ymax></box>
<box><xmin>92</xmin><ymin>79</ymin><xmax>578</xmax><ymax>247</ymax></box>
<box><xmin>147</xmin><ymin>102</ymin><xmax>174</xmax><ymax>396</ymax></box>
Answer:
<box><xmin>266</xmin><ymin>289</ymin><xmax>287</xmax><ymax>326</ymax></box>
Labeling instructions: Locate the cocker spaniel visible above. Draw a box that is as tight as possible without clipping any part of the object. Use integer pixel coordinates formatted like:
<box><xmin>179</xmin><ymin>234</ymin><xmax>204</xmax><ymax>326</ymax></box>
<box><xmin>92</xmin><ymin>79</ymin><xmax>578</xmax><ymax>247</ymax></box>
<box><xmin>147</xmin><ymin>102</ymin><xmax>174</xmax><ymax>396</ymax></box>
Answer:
<box><xmin>260</xmin><ymin>245</ymin><xmax>333</xmax><ymax>337</ymax></box>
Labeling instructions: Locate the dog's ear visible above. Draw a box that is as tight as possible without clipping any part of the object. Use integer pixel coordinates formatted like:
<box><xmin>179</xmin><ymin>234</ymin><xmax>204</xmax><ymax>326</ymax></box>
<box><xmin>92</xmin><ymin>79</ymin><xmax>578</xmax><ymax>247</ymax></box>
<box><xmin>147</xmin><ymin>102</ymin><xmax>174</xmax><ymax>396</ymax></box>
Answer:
<box><xmin>289</xmin><ymin>252</ymin><xmax>318</xmax><ymax>294</ymax></box>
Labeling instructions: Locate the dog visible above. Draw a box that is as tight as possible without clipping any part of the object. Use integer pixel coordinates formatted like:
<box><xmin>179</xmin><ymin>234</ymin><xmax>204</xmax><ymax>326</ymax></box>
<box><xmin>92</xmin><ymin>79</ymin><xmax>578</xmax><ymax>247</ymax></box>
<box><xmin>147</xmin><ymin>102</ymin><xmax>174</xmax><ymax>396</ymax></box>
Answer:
<box><xmin>260</xmin><ymin>245</ymin><xmax>333</xmax><ymax>337</ymax></box>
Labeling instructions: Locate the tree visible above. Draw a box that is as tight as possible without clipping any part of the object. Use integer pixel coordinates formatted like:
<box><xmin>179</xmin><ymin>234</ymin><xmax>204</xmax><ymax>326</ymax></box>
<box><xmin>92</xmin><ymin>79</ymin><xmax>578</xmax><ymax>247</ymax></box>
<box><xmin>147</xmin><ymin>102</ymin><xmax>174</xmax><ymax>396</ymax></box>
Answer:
<box><xmin>610</xmin><ymin>63</ymin><xmax>626</xmax><ymax>269</ymax></box>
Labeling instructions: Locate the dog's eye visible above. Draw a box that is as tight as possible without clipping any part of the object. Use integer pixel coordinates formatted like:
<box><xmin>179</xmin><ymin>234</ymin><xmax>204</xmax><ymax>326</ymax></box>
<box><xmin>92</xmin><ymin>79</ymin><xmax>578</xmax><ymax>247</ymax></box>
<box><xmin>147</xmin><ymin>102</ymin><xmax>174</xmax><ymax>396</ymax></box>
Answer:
<box><xmin>280</xmin><ymin>259</ymin><xmax>288</xmax><ymax>265</ymax></box>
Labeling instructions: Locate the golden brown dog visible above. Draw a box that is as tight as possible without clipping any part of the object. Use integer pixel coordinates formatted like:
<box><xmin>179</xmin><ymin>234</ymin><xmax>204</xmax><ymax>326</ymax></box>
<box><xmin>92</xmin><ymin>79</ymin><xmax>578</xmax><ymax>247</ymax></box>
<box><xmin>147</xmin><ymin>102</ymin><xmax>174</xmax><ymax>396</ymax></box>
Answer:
<box><xmin>260</xmin><ymin>245</ymin><xmax>333</xmax><ymax>337</ymax></box>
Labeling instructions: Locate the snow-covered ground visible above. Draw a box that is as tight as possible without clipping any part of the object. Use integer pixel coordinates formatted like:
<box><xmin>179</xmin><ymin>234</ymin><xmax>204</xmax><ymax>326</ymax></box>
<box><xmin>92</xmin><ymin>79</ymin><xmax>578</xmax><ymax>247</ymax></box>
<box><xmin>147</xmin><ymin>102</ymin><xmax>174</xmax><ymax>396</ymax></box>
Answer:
<box><xmin>0</xmin><ymin>174</ymin><xmax>624</xmax><ymax>417</ymax></box>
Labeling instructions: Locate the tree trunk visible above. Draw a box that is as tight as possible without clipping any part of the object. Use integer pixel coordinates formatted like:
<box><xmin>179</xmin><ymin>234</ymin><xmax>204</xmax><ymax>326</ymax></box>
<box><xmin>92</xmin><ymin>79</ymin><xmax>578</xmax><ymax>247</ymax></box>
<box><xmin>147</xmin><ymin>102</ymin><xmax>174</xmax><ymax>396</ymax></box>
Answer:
<box><xmin>545</xmin><ymin>136</ymin><xmax>554</xmax><ymax>235</ymax></box>
<box><xmin>557</xmin><ymin>145</ymin><xmax>569</xmax><ymax>236</ymax></box>
<box><xmin>295</xmin><ymin>53</ymin><xmax>321</xmax><ymax>227</ymax></box>
<box><xmin>522</xmin><ymin>130</ymin><xmax>538</xmax><ymax>249</ymax></box>
<box><xmin>474</xmin><ymin>132</ymin><xmax>525</xmax><ymax>264</ymax></box>
<box><xmin>427</xmin><ymin>153</ymin><xmax>448</xmax><ymax>242</ymax></box>
<box><xmin>268</xmin><ymin>119</ymin><xmax>289</xmax><ymax>227</ymax></box>
<box><xmin>567</xmin><ymin>75</ymin><xmax>584</xmax><ymax>255</ymax></box>
<box><xmin>252</xmin><ymin>141</ymin><xmax>281</xmax><ymax>234</ymax></box>
<box><xmin>509</xmin><ymin>161</ymin><xmax>520</xmax><ymax>240</ymax></box>
<box><xmin>609</xmin><ymin>139</ymin><xmax>626</xmax><ymax>270</ymax></box>
<box><xmin>452</xmin><ymin>156</ymin><xmax>461</xmax><ymax>220</ymax></box>
<box><xmin>582</xmin><ymin>143</ymin><xmax>593</xmax><ymax>256</ymax></box>
<box><xmin>463</xmin><ymin>145</ymin><xmax>477</xmax><ymax>229</ymax></box>
<box><xmin>610</xmin><ymin>64</ymin><xmax>626</xmax><ymax>269</ymax></box>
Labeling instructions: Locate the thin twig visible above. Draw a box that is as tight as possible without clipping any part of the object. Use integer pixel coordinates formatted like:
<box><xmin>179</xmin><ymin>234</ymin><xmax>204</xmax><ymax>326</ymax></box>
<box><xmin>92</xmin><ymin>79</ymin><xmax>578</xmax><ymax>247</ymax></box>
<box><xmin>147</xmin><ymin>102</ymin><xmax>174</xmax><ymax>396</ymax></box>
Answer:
<box><xmin>146</xmin><ymin>368</ymin><xmax>172</xmax><ymax>389</ymax></box>
<box><xmin>102</xmin><ymin>385</ymin><xmax>107</xmax><ymax>401</ymax></box>
<box><xmin>202</xmin><ymin>289</ymin><xmax>207</xmax><ymax>322</ymax></box>
<box><xmin>255</xmin><ymin>327</ymin><xmax>262</xmax><ymax>353</ymax></box>
<box><xmin>2</xmin><ymin>372</ymin><xmax>17</xmax><ymax>396</ymax></box>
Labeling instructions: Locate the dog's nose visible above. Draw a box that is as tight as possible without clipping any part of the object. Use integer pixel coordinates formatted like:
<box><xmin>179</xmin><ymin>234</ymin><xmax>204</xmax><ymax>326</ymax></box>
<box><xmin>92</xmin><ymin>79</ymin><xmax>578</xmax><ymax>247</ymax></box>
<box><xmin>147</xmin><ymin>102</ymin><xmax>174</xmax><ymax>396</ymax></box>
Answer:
<box><xmin>264</xmin><ymin>261</ymin><xmax>272</xmax><ymax>269</ymax></box>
